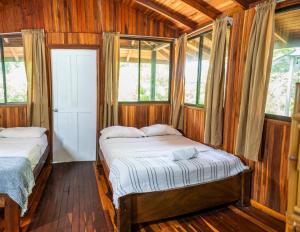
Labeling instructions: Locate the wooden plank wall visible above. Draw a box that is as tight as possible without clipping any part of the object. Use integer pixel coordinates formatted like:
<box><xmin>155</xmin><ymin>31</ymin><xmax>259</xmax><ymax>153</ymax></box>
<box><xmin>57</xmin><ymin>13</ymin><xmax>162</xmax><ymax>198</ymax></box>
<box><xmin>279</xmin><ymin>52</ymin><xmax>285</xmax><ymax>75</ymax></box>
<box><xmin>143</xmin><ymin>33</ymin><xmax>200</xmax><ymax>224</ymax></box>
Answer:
<box><xmin>119</xmin><ymin>103</ymin><xmax>170</xmax><ymax>128</ymax></box>
<box><xmin>0</xmin><ymin>0</ymin><xmax>178</xmax><ymax>35</ymax></box>
<box><xmin>0</xmin><ymin>105</ymin><xmax>27</xmax><ymax>127</ymax></box>
<box><xmin>183</xmin><ymin>106</ymin><xmax>205</xmax><ymax>143</ymax></box>
<box><xmin>0</xmin><ymin>0</ymin><xmax>178</xmax><ymax>130</ymax></box>
<box><xmin>183</xmin><ymin>8</ymin><xmax>289</xmax><ymax>215</ymax></box>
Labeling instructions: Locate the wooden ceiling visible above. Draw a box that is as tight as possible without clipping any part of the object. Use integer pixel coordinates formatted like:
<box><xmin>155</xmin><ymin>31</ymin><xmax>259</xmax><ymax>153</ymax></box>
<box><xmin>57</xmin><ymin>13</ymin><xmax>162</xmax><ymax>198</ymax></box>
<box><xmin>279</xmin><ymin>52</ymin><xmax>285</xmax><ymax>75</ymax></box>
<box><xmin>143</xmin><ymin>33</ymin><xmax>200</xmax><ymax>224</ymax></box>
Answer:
<box><xmin>2</xmin><ymin>36</ymin><xmax>24</xmax><ymax>61</ymax></box>
<box><xmin>275</xmin><ymin>8</ymin><xmax>300</xmax><ymax>42</ymax></box>
<box><xmin>121</xmin><ymin>0</ymin><xmax>258</xmax><ymax>33</ymax></box>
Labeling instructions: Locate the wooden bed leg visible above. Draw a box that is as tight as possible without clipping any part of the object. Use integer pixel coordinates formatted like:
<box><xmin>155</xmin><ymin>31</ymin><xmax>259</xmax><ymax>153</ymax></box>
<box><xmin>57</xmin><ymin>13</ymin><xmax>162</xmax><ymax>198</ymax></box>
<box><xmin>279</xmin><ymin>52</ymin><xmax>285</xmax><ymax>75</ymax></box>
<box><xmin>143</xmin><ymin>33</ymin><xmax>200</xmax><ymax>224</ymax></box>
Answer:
<box><xmin>239</xmin><ymin>169</ymin><xmax>252</xmax><ymax>207</ymax></box>
<box><xmin>5</xmin><ymin>197</ymin><xmax>20</xmax><ymax>232</ymax></box>
<box><xmin>97</xmin><ymin>162</ymin><xmax>104</xmax><ymax>175</ymax></box>
<box><xmin>117</xmin><ymin>197</ymin><xmax>134</xmax><ymax>232</ymax></box>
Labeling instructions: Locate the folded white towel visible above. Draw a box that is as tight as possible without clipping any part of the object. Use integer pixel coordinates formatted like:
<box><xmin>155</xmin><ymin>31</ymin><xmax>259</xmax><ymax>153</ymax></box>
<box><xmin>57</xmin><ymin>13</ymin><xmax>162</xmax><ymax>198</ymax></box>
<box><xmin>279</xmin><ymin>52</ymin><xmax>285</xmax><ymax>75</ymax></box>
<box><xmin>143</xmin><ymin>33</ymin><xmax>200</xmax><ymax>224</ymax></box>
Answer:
<box><xmin>170</xmin><ymin>147</ymin><xmax>198</xmax><ymax>161</ymax></box>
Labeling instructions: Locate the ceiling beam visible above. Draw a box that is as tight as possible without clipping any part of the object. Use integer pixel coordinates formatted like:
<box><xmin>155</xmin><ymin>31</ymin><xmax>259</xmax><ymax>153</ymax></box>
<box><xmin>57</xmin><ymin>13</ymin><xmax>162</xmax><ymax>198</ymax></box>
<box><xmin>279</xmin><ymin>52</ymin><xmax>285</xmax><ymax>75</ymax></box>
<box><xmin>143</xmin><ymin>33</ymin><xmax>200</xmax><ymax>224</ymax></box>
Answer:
<box><xmin>135</xmin><ymin>0</ymin><xmax>198</xmax><ymax>29</ymax></box>
<box><xmin>232</xmin><ymin>0</ymin><xmax>249</xmax><ymax>9</ymax></box>
<box><xmin>181</xmin><ymin>0</ymin><xmax>221</xmax><ymax>19</ymax></box>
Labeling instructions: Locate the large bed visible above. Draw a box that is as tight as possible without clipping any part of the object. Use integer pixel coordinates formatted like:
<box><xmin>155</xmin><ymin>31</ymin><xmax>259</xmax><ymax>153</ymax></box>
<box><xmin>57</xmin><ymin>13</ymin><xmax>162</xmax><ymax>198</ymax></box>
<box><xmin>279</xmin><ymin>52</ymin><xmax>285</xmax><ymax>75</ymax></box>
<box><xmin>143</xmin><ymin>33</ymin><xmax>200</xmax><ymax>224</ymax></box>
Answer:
<box><xmin>0</xmin><ymin>128</ymin><xmax>51</xmax><ymax>232</ymax></box>
<box><xmin>98</xmin><ymin>126</ymin><xmax>252</xmax><ymax>232</ymax></box>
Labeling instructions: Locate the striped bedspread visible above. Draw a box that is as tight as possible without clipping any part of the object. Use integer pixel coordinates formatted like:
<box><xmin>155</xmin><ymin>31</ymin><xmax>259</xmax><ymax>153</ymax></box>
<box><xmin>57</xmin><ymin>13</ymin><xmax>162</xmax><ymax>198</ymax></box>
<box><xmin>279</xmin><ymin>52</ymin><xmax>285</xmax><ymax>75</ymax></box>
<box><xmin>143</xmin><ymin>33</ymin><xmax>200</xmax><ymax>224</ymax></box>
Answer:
<box><xmin>109</xmin><ymin>148</ymin><xmax>248</xmax><ymax>208</ymax></box>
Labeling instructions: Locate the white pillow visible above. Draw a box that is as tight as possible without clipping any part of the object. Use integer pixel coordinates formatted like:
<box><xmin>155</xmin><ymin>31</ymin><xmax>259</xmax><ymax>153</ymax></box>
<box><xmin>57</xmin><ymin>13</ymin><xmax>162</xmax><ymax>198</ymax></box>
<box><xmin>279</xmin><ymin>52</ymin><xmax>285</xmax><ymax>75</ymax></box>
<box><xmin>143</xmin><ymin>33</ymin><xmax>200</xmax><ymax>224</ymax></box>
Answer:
<box><xmin>101</xmin><ymin>126</ymin><xmax>145</xmax><ymax>139</ymax></box>
<box><xmin>0</xmin><ymin>127</ymin><xmax>47</xmax><ymax>138</ymax></box>
<box><xmin>140</xmin><ymin>124</ymin><xmax>182</xmax><ymax>137</ymax></box>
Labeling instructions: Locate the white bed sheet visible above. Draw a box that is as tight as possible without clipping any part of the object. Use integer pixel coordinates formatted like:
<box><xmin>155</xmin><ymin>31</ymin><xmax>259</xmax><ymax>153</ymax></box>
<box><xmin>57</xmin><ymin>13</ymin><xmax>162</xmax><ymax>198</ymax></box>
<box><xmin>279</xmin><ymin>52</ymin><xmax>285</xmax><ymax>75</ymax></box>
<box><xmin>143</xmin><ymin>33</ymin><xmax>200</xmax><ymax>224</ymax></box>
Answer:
<box><xmin>100</xmin><ymin>135</ymin><xmax>214</xmax><ymax>167</ymax></box>
<box><xmin>0</xmin><ymin>134</ymin><xmax>48</xmax><ymax>170</ymax></box>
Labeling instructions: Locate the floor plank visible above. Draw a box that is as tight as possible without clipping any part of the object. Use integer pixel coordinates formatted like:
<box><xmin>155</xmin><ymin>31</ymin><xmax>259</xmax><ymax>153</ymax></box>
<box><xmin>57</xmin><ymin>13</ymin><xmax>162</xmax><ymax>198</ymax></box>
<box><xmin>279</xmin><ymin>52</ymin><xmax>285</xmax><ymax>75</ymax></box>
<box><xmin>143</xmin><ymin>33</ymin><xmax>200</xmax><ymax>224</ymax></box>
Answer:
<box><xmin>26</xmin><ymin>162</ymin><xmax>112</xmax><ymax>232</ymax></box>
<box><xmin>23</xmin><ymin>162</ymin><xmax>285</xmax><ymax>232</ymax></box>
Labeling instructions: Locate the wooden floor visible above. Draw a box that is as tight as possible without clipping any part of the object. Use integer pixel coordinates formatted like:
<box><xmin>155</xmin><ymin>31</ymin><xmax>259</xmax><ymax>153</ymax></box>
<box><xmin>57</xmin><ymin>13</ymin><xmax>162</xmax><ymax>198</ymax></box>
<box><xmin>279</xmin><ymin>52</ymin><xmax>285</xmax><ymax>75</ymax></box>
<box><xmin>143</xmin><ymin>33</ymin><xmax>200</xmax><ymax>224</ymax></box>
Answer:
<box><xmin>22</xmin><ymin>162</ymin><xmax>285</xmax><ymax>232</ymax></box>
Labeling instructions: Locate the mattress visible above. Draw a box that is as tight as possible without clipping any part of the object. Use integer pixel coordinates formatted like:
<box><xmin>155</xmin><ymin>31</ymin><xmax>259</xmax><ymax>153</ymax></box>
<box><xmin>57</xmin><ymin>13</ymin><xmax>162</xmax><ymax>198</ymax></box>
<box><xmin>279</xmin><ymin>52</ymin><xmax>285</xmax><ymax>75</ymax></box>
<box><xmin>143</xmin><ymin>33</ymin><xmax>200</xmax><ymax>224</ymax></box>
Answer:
<box><xmin>99</xmin><ymin>135</ymin><xmax>248</xmax><ymax>207</ymax></box>
<box><xmin>100</xmin><ymin>135</ymin><xmax>214</xmax><ymax>167</ymax></box>
<box><xmin>0</xmin><ymin>134</ymin><xmax>48</xmax><ymax>170</ymax></box>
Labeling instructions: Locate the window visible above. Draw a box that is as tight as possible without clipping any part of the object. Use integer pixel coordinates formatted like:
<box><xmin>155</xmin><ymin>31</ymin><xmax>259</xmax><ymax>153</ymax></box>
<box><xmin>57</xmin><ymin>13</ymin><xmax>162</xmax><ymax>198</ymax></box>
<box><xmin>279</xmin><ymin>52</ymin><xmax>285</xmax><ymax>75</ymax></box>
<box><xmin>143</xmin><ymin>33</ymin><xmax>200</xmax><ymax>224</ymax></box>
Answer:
<box><xmin>185</xmin><ymin>31</ymin><xmax>212</xmax><ymax>105</ymax></box>
<box><xmin>185</xmin><ymin>28</ymin><xmax>230</xmax><ymax>106</ymax></box>
<box><xmin>118</xmin><ymin>38</ymin><xmax>171</xmax><ymax>102</ymax></box>
<box><xmin>0</xmin><ymin>35</ymin><xmax>27</xmax><ymax>104</ymax></box>
<box><xmin>265</xmin><ymin>8</ymin><xmax>300</xmax><ymax>118</ymax></box>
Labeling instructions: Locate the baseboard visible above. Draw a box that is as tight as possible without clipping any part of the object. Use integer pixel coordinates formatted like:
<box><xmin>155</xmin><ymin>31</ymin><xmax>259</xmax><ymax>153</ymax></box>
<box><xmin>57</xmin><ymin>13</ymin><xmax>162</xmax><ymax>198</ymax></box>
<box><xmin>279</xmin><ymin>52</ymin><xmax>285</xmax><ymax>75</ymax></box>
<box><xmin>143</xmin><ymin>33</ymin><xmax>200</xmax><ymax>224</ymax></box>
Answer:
<box><xmin>250</xmin><ymin>199</ymin><xmax>286</xmax><ymax>222</ymax></box>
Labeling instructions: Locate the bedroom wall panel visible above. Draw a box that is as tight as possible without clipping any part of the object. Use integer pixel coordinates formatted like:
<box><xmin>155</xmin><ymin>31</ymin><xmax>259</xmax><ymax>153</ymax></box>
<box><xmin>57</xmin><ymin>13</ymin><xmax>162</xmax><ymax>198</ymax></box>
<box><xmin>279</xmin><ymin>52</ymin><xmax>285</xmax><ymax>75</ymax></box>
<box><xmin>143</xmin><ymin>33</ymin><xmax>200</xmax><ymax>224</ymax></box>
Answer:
<box><xmin>0</xmin><ymin>105</ymin><xmax>27</xmax><ymax>128</ymax></box>
<box><xmin>119</xmin><ymin>104</ymin><xmax>170</xmax><ymax>128</ymax></box>
<box><xmin>183</xmin><ymin>9</ymin><xmax>289</xmax><ymax>215</ymax></box>
<box><xmin>248</xmin><ymin>119</ymin><xmax>290</xmax><ymax>215</ymax></box>
<box><xmin>0</xmin><ymin>0</ymin><xmax>177</xmax><ymax>129</ymax></box>
<box><xmin>183</xmin><ymin>106</ymin><xmax>205</xmax><ymax>143</ymax></box>
<box><xmin>0</xmin><ymin>0</ymin><xmax>179</xmax><ymax>37</ymax></box>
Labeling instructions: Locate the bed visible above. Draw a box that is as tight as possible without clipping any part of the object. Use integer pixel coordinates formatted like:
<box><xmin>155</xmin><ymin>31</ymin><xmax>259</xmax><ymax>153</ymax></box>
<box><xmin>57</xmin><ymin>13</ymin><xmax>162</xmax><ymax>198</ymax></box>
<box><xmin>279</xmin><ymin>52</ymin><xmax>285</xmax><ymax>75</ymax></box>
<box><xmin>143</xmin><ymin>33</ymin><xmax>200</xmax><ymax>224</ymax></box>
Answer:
<box><xmin>0</xmin><ymin>127</ymin><xmax>52</xmax><ymax>232</ymax></box>
<box><xmin>98</xmin><ymin>125</ymin><xmax>252</xmax><ymax>232</ymax></box>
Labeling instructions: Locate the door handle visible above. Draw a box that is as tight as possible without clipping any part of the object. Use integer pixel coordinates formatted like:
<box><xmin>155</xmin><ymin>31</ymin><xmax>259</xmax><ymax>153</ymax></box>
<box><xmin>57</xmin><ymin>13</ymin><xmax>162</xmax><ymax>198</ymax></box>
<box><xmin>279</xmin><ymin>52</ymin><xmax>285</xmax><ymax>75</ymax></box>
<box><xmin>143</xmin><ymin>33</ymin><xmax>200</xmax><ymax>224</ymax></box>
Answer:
<box><xmin>52</xmin><ymin>108</ymin><xmax>58</xmax><ymax>112</ymax></box>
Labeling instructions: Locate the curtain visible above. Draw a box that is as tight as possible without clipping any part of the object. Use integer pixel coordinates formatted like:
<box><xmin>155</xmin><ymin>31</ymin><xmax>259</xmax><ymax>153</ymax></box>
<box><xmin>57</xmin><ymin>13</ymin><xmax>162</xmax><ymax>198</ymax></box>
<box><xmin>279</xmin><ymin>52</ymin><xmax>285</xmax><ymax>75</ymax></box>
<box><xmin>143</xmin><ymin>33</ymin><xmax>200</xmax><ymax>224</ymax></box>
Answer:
<box><xmin>22</xmin><ymin>29</ymin><xmax>49</xmax><ymax>129</ymax></box>
<box><xmin>204</xmin><ymin>17</ymin><xmax>228</xmax><ymax>146</ymax></box>
<box><xmin>169</xmin><ymin>34</ymin><xmax>187</xmax><ymax>130</ymax></box>
<box><xmin>103</xmin><ymin>32</ymin><xmax>120</xmax><ymax>128</ymax></box>
<box><xmin>235</xmin><ymin>0</ymin><xmax>276</xmax><ymax>161</ymax></box>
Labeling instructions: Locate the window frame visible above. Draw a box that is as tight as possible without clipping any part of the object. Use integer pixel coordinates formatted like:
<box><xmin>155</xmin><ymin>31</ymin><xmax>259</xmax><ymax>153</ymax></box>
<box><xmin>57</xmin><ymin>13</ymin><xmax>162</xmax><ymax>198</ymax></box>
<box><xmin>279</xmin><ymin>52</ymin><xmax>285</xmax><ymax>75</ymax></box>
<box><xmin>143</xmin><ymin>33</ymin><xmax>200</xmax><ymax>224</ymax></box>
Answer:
<box><xmin>0</xmin><ymin>34</ymin><xmax>27</xmax><ymax>105</ymax></box>
<box><xmin>118</xmin><ymin>36</ymin><xmax>173</xmax><ymax>104</ymax></box>
<box><xmin>265</xmin><ymin>5</ymin><xmax>300</xmax><ymax>120</ymax></box>
<box><xmin>184</xmin><ymin>30</ymin><xmax>212</xmax><ymax>108</ymax></box>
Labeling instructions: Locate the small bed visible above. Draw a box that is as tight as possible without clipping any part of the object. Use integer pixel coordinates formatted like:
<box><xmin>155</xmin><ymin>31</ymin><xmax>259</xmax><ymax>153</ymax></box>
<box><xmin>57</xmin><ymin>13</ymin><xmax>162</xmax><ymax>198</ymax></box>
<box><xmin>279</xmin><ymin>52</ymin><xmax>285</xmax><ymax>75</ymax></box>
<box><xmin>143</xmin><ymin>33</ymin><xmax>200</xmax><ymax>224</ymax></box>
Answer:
<box><xmin>0</xmin><ymin>127</ymin><xmax>52</xmax><ymax>232</ymax></box>
<box><xmin>98</xmin><ymin>125</ymin><xmax>252</xmax><ymax>232</ymax></box>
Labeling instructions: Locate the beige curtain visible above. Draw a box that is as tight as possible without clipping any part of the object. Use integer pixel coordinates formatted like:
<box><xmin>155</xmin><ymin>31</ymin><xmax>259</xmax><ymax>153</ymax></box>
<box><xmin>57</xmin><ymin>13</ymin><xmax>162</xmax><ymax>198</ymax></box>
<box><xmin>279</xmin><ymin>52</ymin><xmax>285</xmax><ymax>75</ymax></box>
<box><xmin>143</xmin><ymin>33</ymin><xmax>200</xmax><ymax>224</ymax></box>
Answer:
<box><xmin>235</xmin><ymin>0</ymin><xmax>276</xmax><ymax>161</ymax></box>
<box><xmin>22</xmin><ymin>29</ymin><xmax>49</xmax><ymax>129</ymax></box>
<box><xmin>204</xmin><ymin>17</ymin><xmax>228</xmax><ymax>146</ymax></box>
<box><xmin>103</xmin><ymin>32</ymin><xmax>120</xmax><ymax>127</ymax></box>
<box><xmin>169</xmin><ymin>34</ymin><xmax>187</xmax><ymax>130</ymax></box>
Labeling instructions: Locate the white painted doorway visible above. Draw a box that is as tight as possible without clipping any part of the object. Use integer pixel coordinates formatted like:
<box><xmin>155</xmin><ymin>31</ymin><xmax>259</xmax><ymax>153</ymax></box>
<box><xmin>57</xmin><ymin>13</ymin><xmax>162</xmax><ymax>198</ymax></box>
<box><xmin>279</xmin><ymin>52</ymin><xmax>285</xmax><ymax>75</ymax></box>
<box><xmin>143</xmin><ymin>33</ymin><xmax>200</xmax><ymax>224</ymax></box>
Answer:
<box><xmin>51</xmin><ymin>49</ymin><xmax>97</xmax><ymax>163</ymax></box>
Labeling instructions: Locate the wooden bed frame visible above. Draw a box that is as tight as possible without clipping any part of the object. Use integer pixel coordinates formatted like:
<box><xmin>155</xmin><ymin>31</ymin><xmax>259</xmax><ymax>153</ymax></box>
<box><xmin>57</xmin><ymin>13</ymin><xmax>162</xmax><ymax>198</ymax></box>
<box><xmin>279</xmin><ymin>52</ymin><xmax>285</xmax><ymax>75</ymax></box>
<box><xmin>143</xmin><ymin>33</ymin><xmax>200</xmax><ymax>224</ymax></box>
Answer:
<box><xmin>0</xmin><ymin>145</ymin><xmax>52</xmax><ymax>232</ymax></box>
<box><xmin>98</xmin><ymin>149</ymin><xmax>252</xmax><ymax>232</ymax></box>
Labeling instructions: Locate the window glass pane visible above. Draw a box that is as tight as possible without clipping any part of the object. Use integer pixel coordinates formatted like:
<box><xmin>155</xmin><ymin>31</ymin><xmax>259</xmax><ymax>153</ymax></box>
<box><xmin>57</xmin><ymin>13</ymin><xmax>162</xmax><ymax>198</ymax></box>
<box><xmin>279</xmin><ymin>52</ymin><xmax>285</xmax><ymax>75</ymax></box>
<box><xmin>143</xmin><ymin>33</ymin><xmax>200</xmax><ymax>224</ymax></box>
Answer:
<box><xmin>3</xmin><ymin>36</ymin><xmax>27</xmax><ymax>103</ymax></box>
<box><xmin>119</xmin><ymin>39</ymin><xmax>139</xmax><ymax>102</ymax></box>
<box><xmin>140</xmin><ymin>41</ymin><xmax>152</xmax><ymax>101</ymax></box>
<box><xmin>140</xmin><ymin>41</ymin><xmax>170</xmax><ymax>101</ymax></box>
<box><xmin>155</xmin><ymin>43</ymin><xmax>170</xmax><ymax>101</ymax></box>
<box><xmin>198</xmin><ymin>32</ymin><xmax>212</xmax><ymax>105</ymax></box>
<box><xmin>266</xmin><ymin>9</ymin><xmax>300</xmax><ymax>117</ymax></box>
<box><xmin>119</xmin><ymin>39</ymin><xmax>171</xmax><ymax>102</ymax></box>
<box><xmin>185</xmin><ymin>37</ymin><xmax>199</xmax><ymax>104</ymax></box>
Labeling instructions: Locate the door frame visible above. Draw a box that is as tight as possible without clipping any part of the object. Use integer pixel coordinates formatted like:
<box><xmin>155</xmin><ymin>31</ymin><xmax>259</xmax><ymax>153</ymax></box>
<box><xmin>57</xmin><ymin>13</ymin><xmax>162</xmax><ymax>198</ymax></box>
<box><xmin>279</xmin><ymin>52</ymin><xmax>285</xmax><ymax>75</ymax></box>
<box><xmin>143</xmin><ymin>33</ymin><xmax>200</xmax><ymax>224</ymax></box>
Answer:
<box><xmin>47</xmin><ymin>45</ymin><xmax>101</xmax><ymax>163</ymax></box>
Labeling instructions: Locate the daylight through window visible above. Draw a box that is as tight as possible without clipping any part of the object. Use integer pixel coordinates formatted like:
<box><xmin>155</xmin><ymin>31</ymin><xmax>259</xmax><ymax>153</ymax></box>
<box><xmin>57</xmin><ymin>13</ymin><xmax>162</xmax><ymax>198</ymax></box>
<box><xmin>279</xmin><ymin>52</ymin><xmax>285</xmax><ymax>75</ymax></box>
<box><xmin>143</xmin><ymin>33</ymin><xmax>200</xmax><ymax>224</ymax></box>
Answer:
<box><xmin>185</xmin><ymin>28</ymin><xmax>230</xmax><ymax>106</ymax></box>
<box><xmin>184</xmin><ymin>31</ymin><xmax>212</xmax><ymax>105</ymax></box>
<box><xmin>118</xmin><ymin>38</ymin><xmax>171</xmax><ymax>102</ymax></box>
<box><xmin>0</xmin><ymin>35</ymin><xmax>27</xmax><ymax>104</ymax></box>
<box><xmin>265</xmin><ymin>8</ymin><xmax>300</xmax><ymax>117</ymax></box>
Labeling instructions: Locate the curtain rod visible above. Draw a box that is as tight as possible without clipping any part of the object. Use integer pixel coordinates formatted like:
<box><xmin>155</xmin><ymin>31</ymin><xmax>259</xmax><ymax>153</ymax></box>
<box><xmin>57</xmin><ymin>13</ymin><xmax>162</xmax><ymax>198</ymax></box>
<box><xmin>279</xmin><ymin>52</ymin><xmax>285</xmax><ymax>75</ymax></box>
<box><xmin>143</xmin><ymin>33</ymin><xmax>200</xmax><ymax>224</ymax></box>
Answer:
<box><xmin>119</xmin><ymin>33</ymin><xmax>175</xmax><ymax>42</ymax></box>
<box><xmin>0</xmin><ymin>32</ymin><xmax>22</xmax><ymax>36</ymax></box>
<box><xmin>187</xmin><ymin>22</ymin><xmax>213</xmax><ymax>39</ymax></box>
<box><xmin>187</xmin><ymin>16</ymin><xmax>233</xmax><ymax>39</ymax></box>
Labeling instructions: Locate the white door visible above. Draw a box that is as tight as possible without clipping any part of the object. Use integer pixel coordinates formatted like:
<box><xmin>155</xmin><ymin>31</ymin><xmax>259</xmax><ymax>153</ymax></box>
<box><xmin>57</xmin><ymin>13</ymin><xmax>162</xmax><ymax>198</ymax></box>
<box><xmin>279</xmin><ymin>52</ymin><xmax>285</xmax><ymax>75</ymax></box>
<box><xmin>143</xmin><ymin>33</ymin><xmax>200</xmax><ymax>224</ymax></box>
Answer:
<box><xmin>51</xmin><ymin>49</ymin><xmax>97</xmax><ymax>163</ymax></box>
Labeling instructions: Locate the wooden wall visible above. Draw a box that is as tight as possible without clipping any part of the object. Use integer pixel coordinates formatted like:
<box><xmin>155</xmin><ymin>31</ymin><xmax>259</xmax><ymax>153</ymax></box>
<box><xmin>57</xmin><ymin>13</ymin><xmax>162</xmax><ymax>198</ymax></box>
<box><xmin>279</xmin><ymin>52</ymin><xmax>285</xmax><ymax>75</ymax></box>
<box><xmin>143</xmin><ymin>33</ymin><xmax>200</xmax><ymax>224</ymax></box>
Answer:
<box><xmin>0</xmin><ymin>105</ymin><xmax>27</xmax><ymax>128</ymax></box>
<box><xmin>0</xmin><ymin>0</ymin><xmax>179</xmax><ymax>35</ymax></box>
<box><xmin>183</xmin><ymin>8</ymin><xmax>289</xmax><ymax>215</ymax></box>
<box><xmin>119</xmin><ymin>103</ymin><xmax>170</xmax><ymax>128</ymax></box>
<box><xmin>0</xmin><ymin>0</ymin><xmax>178</xmax><ymax>130</ymax></box>
<box><xmin>183</xmin><ymin>106</ymin><xmax>205</xmax><ymax>143</ymax></box>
